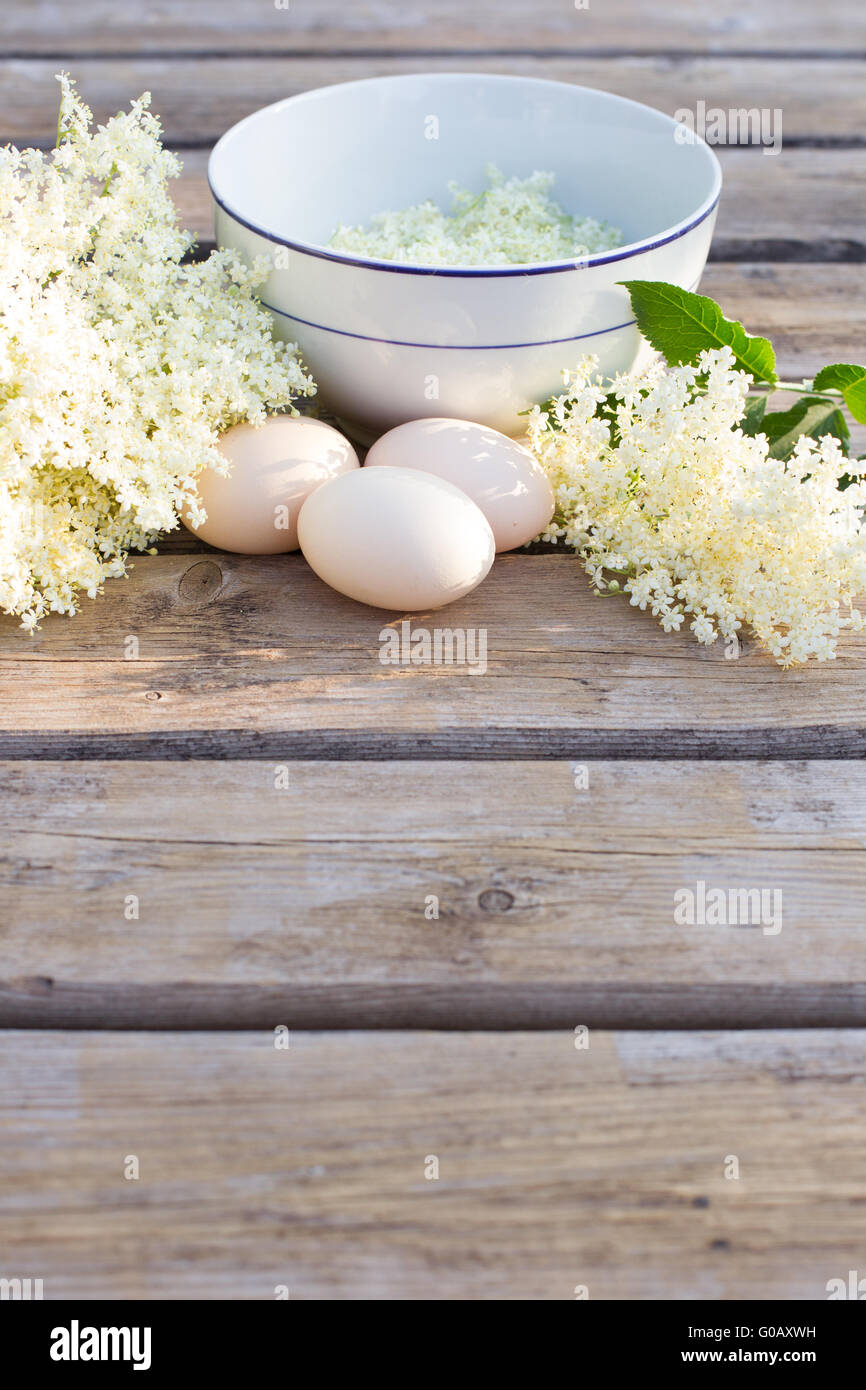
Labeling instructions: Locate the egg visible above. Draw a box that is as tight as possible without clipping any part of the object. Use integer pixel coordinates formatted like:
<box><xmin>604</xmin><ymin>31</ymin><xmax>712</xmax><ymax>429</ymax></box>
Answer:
<box><xmin>297</xmin><ymin>466</ymin><xmax>495</xmax><ymax>611</ymax></box>
<box><xmin>182</xmin><ymin>416</ymin><xmax>359</xmax><ymax>553</ymax></box>
<box><xmin>364</xmin><ymin>417</ymin><xmax>555</xmax><ymax>551</ymax></box>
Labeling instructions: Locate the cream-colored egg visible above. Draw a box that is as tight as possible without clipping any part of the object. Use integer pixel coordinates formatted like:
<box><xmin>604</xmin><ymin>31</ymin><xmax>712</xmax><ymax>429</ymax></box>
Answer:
<box><xmin>297</xmin><ymin>466</ymin><xmax>495</xmax><ymax>611</ymax></box>
<box><xmin>364</xmin><ymin>417</ymin><xmax>555</xmax><ymax>552</ymax></box>
<box><xmin>182</xmin><ymin>417</ymin><xmax>359</xmax><ymax>553</ymax></box>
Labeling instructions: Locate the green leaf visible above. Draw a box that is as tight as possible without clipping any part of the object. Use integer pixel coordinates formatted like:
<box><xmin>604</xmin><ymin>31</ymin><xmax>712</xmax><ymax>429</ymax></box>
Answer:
<box><xmin>761</xmin><ymin>395</ymin><xmax>850</xmax><ymax>460</ymax></box>
<box><xmin>620</xmin><ymin>280</ymin><xmax>777</xmax><ymax>384</ymax></box>
<box><xmin>812</xmin><ymin>363</ymin><xmax>866</xmax><ymax>424</ymax></box>
<box><xmin>740</xmin><ymin>393</ymin><xmax>768</xmax><ymax>436</ymax></box>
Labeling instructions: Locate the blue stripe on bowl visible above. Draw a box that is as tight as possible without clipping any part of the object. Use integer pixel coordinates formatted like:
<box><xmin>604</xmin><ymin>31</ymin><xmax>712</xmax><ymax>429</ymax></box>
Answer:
<box><xmin>260</xmin><ymin>274</ymin><xmax>702</xmax><ymax>351</ymax></box>
<box><xmin>261</xmin><ymin>302</ymin><xmax>639</xmax><ymax>350</ymax></box>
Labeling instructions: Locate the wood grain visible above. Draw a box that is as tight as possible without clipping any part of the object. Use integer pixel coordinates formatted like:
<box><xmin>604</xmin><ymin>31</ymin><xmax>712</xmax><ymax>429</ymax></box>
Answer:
<box><xmin>171</xmin><ymin>146</ymin><xmax>866</xmax><ymax>261</ymax></box>
<box><xmin>2</xmin><ymin>56</ymin><xmax>863</xmax><ymax>147</ymax></box>
<box><xmin>2</xmin><ymin>0</ymin><xmax>861</xmax><ymax>55</ymax></box>
<box><xmin>1</xmin><ymin>1029</ymin><xmax>863</xmax><ymax>1298</ymax></box>
<box><xmin>1</xmin><ymin>760</ymin><xmax>864</xmax><ymax>1028</ymax></box>
<box><xmin>1</xmin><ymin>542</ymin><xmax>865</xmax><ymax>758</ymax></box>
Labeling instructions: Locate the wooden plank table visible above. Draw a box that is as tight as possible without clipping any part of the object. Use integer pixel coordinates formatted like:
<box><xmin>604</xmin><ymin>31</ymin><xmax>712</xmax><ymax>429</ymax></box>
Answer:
<box><xmin>1</xmin><ymin>0</ymin><xmax>864</xmax><ymax>1301</ymax></box>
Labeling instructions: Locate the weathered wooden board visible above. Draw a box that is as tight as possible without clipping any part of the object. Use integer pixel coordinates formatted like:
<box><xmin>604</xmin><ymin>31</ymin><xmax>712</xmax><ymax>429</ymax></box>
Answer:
<box><xmin>171</xmin><ymin>146</ymin><xmax>866</xmax><ymax>261</ymax></box>
<box><xmin>1</xmin><ymin>544</ymin><xmax>865</xmax><ymax>758</ymax></box>
<box><xmin>0</xmin><ymin>760</ymin><xmax>863</xmax><ymax>1028</ymax></box>
<box><xmin>1</xmin><ymin>1029</ymin><xmax>863</xmax><ymax>1298</ymax></box>
<box><xmin>2</xmin><ymin>56</ymin><xmax>863</xmax><ymax>147</ymax></box>
<box><xmin>2</xmin><ymin>0</ymin><xmax>861</xmax><ymax>55</ymax></box>
<box><xmin>701</xmin><ymin>264</ymin><xmax>866</xmax><ymax>375</ymax></box>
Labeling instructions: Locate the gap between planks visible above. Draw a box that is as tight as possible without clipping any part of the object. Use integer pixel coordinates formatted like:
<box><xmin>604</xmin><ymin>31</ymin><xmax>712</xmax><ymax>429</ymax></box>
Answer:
<box><xmin>2</xmin><ymin>730</ymin><xmax>866</xmax><ymax>760</ymax></box>
<box><xmin>5</xmin><ymin>49</ymin><xmax>866</xmax><ymax>62</ymax></box>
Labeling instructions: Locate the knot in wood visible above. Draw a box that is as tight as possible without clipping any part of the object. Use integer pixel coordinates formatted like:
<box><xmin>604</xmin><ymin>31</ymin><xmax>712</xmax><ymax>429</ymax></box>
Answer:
<box><xmin>177</xmin><ymin>559</ymin><xmax>224</xmax><ymax>607</ymax></box>
<box><xmin>478</xmin><ymin>889</ymin><xmax>515</xmax><ymax>913</ymax></box>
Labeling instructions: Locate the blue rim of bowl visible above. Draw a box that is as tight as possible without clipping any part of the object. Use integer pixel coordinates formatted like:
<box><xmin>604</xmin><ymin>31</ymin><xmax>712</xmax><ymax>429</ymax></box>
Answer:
<box><xmin>209</xmin><ymin>180</ymin><xmax>720</xmax><ymax>278</ymax></box>
<box><xmin>207</xmin><ymin>74</ymin><xmax>723</xmax><ymax>279</ymax></box>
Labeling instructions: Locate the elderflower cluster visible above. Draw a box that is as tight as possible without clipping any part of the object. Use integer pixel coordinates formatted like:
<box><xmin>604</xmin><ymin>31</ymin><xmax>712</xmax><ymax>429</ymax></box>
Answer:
<box><xmin>525</xmin><ymin>347</ymin><xmax>866</xmax><ymax>665</ymax></box>
<box><xmin>0</xmin><ymin>76</ymin><xmax>315</xmax><ymax>630</ymax></box>
<box><xmin>328</xmin><ymin>165</ymin><xmax>622</xmax><ymax>267</ymax></box>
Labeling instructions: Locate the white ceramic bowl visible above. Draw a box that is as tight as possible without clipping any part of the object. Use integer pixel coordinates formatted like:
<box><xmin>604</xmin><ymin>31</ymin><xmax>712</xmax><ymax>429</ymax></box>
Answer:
<box><xmin>210</xmin><ymin>73</ymin><xmax>721</xmax><ymax>440</ymax></box>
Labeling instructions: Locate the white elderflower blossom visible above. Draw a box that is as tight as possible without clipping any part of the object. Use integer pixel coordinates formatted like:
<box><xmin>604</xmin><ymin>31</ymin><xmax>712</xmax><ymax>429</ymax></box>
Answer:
<box><xmin>0</xmin><ymin>76</ymin><xmax>315</xmax><ymax>629</ymax></box>
<box><xmin>329</xmin><ymin>165</ymin><xmax>622</xmax><ymax>267</ymax></box>
<box><xmin>525</xmin><ymin>347</ymin><xmax>866</xmax><ymax>666</ymax></box>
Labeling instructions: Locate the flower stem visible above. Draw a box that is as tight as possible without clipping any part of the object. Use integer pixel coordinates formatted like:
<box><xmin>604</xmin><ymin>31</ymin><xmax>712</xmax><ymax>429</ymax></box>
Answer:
<box><xmin>100</xmin><ymin>162</ymin><xmax>119</xmax><ymax>197</ymax></box>
<box><xmin>753</xmin><ymin>379</ymin><xmax>843</xmax><ymax>398</ymax></box>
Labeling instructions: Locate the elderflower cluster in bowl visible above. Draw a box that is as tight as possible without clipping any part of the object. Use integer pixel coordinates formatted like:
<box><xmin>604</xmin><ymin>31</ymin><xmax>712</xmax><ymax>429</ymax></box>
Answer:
<box><xmin>328</xmin><ymin>166</ymin><xmax>623</xmax><ymax>267</ymax></box>
<box><xmin>0</xmin><ymin>76</ymin><xmax>314</xmax><ymax>630</ymax></box>
<box><xmin>525</xmin><ymin>347</ymin><xmax>866</xmax><ymax>666</ymax></box>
